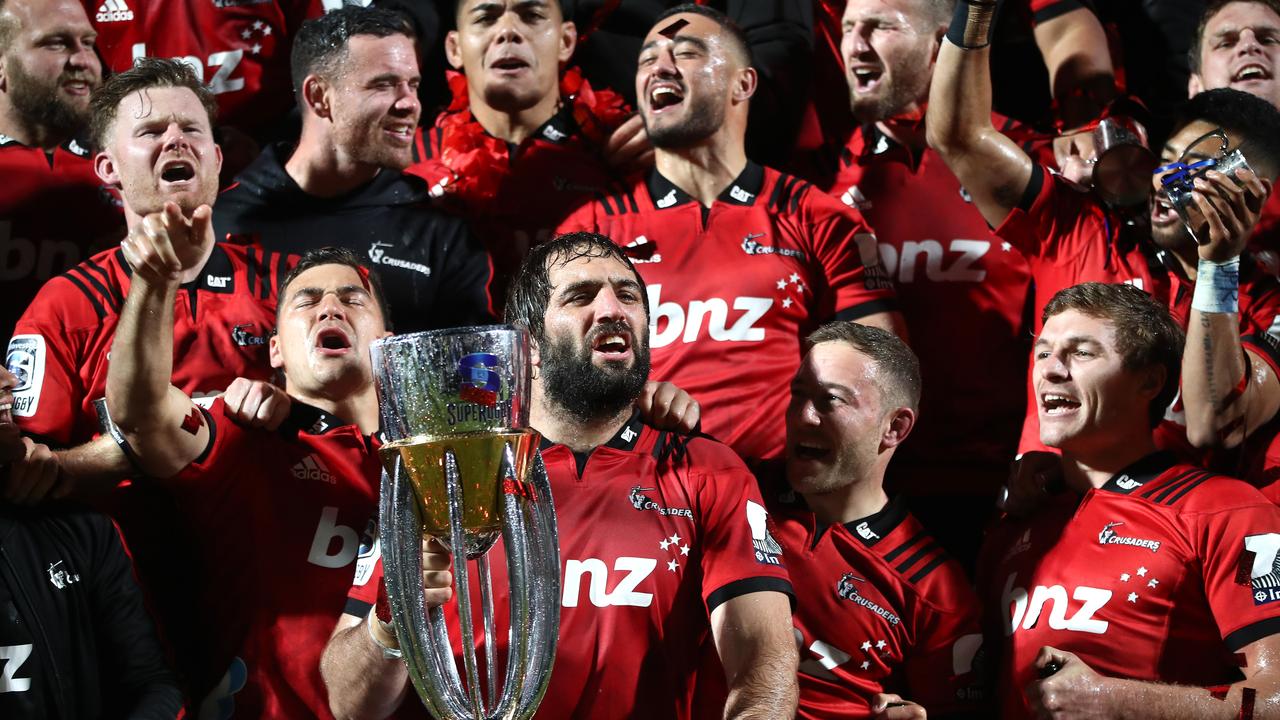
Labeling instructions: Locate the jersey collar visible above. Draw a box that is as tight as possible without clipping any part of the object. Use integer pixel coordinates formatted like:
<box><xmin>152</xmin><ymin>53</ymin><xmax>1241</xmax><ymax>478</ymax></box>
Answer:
<box><xmin>116</xmin><ymin>243</ymin><xmax>234</xmax><ymax>291</ymax></box>
<box><xmin>281</xmin><ymin>400</ymin><xmax>350</xmax><ymax>436</ymax></box>
<box><xmin>1099</xmin><ymin>451</ymin><xmax>1179</xmax><ymax>494</ymax></box>
<box><xmin>646</xmin><ymin>161</ymin><xmax>765</xmax><ymax>210</ymax></box>
<box><xmin>537</xmin><ymin>408</ymin><xmax>645</xmax><ymax>453</ymax></box>
<box><xmin>843</xmin><ymin>494</ymin><xmax>910</xmax><ymax>547</ymax></box>
<box><xmin>531</xmin><ymin>102</ymin><xmax>580</xmax><ymax>146</ymax></box>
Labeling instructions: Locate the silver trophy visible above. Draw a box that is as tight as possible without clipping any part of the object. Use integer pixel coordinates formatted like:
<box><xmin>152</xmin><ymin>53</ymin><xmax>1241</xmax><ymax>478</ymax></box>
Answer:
<box><xmin>371</xmin><ymin>326</ymin><xmax>560</xmax><ymax>720</ymax></box>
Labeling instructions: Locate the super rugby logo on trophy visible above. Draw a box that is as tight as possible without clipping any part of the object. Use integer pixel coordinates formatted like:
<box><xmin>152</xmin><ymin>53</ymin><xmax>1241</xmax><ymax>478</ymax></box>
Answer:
<box><xmin>372</xmin><ymin>327</ymin><xmax>560</xmax><ymax>720</ymax></box>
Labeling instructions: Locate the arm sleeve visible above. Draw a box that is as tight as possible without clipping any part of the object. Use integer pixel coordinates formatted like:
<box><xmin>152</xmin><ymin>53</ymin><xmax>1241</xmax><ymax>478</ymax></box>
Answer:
<box><xmin>1238</xmin><ymin>268</ymin><xmax>1280</xmax><ymax>377</ymax></box>
<box><xmin>344</xmin><ymin>554</ymin><xmax>383</xmax><ymax>618</ymax></box>
<box><xmin>8</xmin><ymin>283</ymin><xmax>92</xmax><ymax>445</ymax></box>
<box><xmin>801</xmin><ymin>187</ymin><xmax>897</xmax><ymax>322</ymax></box>
<box><xmin>1195</xmin><ymin>496</ymin><xmax>1280</xmax><ymax>651</ymax></box>
<box><xmin>691</xmin><ymin>443</ymin><xmax>793</xmax><ymax>614</ymax></box>
<box><xmin>992</xmin><ymin>164</ymin><xmax>1101</xmax><ymax>262</ymax></box>
<box><xmin>87</xmin><ymin>513</ymin><xmax>182</xmax><ymax>720</ymax></box>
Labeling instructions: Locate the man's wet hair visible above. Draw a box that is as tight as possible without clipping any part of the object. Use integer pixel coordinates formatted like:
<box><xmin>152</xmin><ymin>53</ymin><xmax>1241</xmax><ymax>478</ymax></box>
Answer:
<box><xmin>88</xmin><ymin>58</ymin><xmax>218</xmax><ymax>151</ymax></box>
<box><xmin>277</xmin><ymin>246</ymin><xmax>393</xmax><ymax>332</ymax></box>
<box><xmin>1171</xmin><ymin>88</ymin><xmax>1280</xmax><ymax>182</ymax></box>
<box><xmin>806</xmin><ymin>321</ymin><xmax>922</xmax><ymax>415</ymax></box>
<box><xmin>652</xmin><ymin>4</ymin><xmax>751</xmax><ymax>67</ymax></box>
<box><xmin>291</xmin><ymin>6</ymin><xmax>415</xmax><ymax>99</ymax></box>
<box><xmin>1042</xmin><ymin>283</ymin><xmax>1184</xmax><ymax>428</ymax></box>
<box><xmin>505</xmin><ymin>231</ymin><xmax>647</xmax><ymax>340</ymax></box>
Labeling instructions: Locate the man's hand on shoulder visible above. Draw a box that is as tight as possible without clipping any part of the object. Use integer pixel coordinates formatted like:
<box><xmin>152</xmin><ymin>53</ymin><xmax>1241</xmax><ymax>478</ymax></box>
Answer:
<box><xmin>639</xmin><ymin>381</ymin><xmax>701</xmax><ymax>434</ymax></box>
<box><xmin>1000</xmin><ymin>451</ymin><xmax>1063</xmax><ymax>518</ymax></box>
<box><xmin>223</xmin><ymin>377</ymin><xmax>291</xmax><ymax>431</ymax></box>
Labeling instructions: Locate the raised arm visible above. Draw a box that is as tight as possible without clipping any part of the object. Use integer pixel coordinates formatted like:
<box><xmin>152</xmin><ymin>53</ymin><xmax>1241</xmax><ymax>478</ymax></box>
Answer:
<box><xmin>105</xmin><ymin>204</ymin><xmax>215</xmax><ymax>479</ymax></box>
<box><xmin>1032</xmin><ymin>6</ymin><xmax>1117</xmax><ymax>130</ymax></box>
<box><xmin>711</xmin><ymin>590</ymin><xmax>798</xmax><ymax>719</ymax></box>
<box><xmin>925</xmin><ymin>0</ymin><xmax>1035</xmax><ymax>228</ymax></box>
<box><xmin>1179</xmin><ymin>167</ymin><xmax>1280</xmax><ymax>449</ymax></box>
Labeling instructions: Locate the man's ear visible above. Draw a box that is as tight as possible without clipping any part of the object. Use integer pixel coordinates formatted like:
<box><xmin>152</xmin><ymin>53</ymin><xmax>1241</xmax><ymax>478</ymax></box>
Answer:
<box><xmin>559</xmin><ymin>21</ymin><xmax>578</xmax><ymax>64</ymax></box>
<box><xmin>1140</xmin><ymin>366</ymin><xmax>1167</xmax><ymax>403</ymax></box>
<box><xmin>880</xmin><ymin>407</ymin><xmax>916</xmax><ymax>451</ymax></box>
<box><xmin>1188</xmin><ymin>73</ymin><xmax>1204</xmax><ymax>97</ymax></box>
<box><xmin>445</xmin><ymin>30</ymin><xmax>464</xmax><ymax>70</ymax></box>
<box><xmin>94</xmin><ymin>151</ymin><xmax>120</xmax><ymax>187</ymax></box>
<box><xmin>733</xmin><ymin>66</ymin><xmax>758</xmax><ymax>104</ymax></box>
<box><xmin>302</xmin><ymin>75</ymin><xmax>331</xmax><ymax>119</ymax></box>
<box><xmin>269</xmin><ymin>332</ymin><xmax>284</xmax><ymax>370</ymax></box>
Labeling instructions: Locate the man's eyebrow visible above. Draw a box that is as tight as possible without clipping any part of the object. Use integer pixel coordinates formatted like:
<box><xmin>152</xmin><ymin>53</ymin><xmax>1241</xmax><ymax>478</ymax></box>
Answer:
<box><xmin>672</xmin><ymin>35</ymin><xmax>709</xmax><ymax>52</ymax></box>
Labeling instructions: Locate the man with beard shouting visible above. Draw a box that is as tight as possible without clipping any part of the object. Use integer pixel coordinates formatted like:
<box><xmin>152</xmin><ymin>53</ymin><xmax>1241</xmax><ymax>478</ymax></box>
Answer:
<box><xmin>321</xmin><ymin>231</ymin><xmax>799</xmax><ymax>720</ymax></box>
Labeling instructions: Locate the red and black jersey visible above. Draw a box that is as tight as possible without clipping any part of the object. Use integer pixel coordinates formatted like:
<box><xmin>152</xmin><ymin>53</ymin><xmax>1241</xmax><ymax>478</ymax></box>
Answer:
<box><xmin>767</xmin><ymin>491</ymin><xmax>985</xmax><ymax>718</ymax></box>
<box><xmin>821</xmin><ymin>124</ymin><xmax>1032</xmax><ymax>492</ymax></box>
<box><xmin>558</xmin><ymin>163</ymin><xmax>896</xmax><ymax>466</ymax></box>
<box><xmin>6</xmin><ymin>243</ymin><xmax>281</xmax><ymax>446</ymax></box>
<box><xmin>978</xmin><ymin>452</ymin><xmax>1280</xmax><ymax>719</ymax></box>
<box><xmin>348</xmin><ymin>413</ymin><xmax>794</xmax><ymax>719</ymax></box>
<box><xmin>407</xmin><ymin>103</ymin><xmax>619</xmax><ymax>310</ymax></box>
<box><xmin>83</xmin><ymin>0</ymin><xmax>321</xmax><ymax>137</ymax></box>
<box><xmin>165</xmin><ymin>398</ymin><xmax>381</xmax><ymax>719</ymax></box>
<box><xmin>0</xmin><ymin>135</ymin><xmax>123</xmax><ymax>345</ymax></box>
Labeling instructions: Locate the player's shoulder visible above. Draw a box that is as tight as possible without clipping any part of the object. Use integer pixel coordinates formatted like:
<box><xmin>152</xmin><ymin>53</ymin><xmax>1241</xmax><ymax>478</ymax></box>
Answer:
<box><xmin>871</xmin><ymin>505</ymin><xmax>972</xmax><ymax>606</ymax></box>
<box><xmin>25</xmin><ymin>246</ymin><xmax>128</xmax><ymax>326</ymax></box>
<box><xmin>586</xmin><ymin>175</ymin><xmax>646</xmax><ymax>219</ymax></box>
<box><xmin>1109</xmin><ymin>456</ymin><xmax>1272</xmax><ymax>515</ymax></box>
<box><xmin>620</xmin><ymin>414</ymin><xmax>752</xmax><ymax>476</ymax></box>
<box><xmin>760</xmin><ymin>164</ymin><xmax>826</xmax><ymax>217</ymax></box>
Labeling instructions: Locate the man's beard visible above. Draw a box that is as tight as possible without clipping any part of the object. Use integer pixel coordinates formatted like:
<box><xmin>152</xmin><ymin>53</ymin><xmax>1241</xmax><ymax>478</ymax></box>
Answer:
<box><xmin>540</xmin><ymin>321</ymin><xmax>651</xmax><ymax>423</ymax></box>
<box><xmin>7</xmin><ymin>60</ymin><xmax>93</xmax><ymax>140</ymax></box>
<box><xmin>848</xmin><ymin>59</ymin><xmax>930</xmax><ymax>124</ymax></box>
<box><xmin>646</xmin><ymin>93</ymin><xmax>724</xmax><ymax>150</ymax></box>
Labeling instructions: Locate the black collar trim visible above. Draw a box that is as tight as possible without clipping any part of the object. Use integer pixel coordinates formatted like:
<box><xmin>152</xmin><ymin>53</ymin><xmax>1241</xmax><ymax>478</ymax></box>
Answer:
<box><xmin>117</xmin><ymin>243</ymin><xmax>232</xmax><ymax>290</ymax></box>
<box><xmin>280</xmin><ymin>400</ymin><xmax>349</xmax><ymax>436</ymax></box>
<box><xmin>537</xmin><ymin>409</ymin><xmax>645</xmax><ymax>453</ymax></box>
<box><xmin>1100</xmin><ymin>451</ymin><xmax>1179</xmax><ymax>494</ymax></box>
<box><xmin>858</xmin><ymin>123</ymin><xmax>897</xmax><ymax>158</ymax></box>
<box><xmin>646</xmin><ymin>161</ymin><xmax>765</xmax><ymax>209</ymax></box>
<box><xmin>843</xmin><ymin>495</ymin><xmax>909</xmax><ymax>547</ymax></box>
<box><xmin>533</xmin><ymin>103</ymin><xmax>580</xmax><ymax>145</ymax></box>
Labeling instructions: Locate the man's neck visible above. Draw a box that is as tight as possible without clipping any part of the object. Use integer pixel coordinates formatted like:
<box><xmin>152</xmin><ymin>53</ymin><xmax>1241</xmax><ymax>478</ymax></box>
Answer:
<box><xmin>653</xmin><ymin>136</ymin><xmax>749</xmax><ymax>207</ymax></box>
<box><xmin>530</xmin><ymin>394</ymin><xmax>633</xmax><ymax>454</ymax></box>
<box><xmin>1061</xmin><ymin>434</ymin><xmax>1159</xmax><ymax>494</ymax></box>
<box><xmin>288</xmin><ymin>383</ymin><xmax>382</xmax><ymax>435</ymax></box>
<box><xmin>0</xmin><ymin>105</ymin><xmax>64</xmax><ymax>149</ymax></box>
<box><xmin>285</xmin><ymin>130</ymin><xmax>382</xmax><ymax>198</ymax></box>
<box><xmin>469</xmin><ymin>91</ymin><xmax>561</xmax><ymax>147</ymax></box>
<box><xmin>800</xmin><ymin>467</ymin><xmax>890</xmax><ymax>526</ymax></box>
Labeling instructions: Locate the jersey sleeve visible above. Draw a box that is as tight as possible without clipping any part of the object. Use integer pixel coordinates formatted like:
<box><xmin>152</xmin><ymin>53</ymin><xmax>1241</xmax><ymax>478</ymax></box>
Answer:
<box><xmin>688</xmin><ymin>441</ymin><xmax>794</xmax><ymax>613</ymax></box>
<box><xmin>993</xmin><ymin>164</ymin><xmax>1103</xmax><ymax>262</ymax></box>
<box><xmin>167</xmin><ymin>398</ymin><xmax>246</xmax><ymax>491</ymax></box>
<box><xmin>901</xmin><ymin>571</ymin><xmax>987</xmax><ymax>714</ymax></box>
<box><xmin>8</xmin><ymin>280</ymin><xmax>93</xmax><ymax>445</ymax></box>
<box><xmin>1238</xmin><ymin>268</ymin><xmax>1280</xmax><ymax>377</ymax></box>
<box><xmin>345</xmin><ymin>554</ymin><xmax>383</xmax><ymax>618</ymax></box>
<box><xmin>1193</xmin><ymin>492</ymin><xmax>1280</xmax><ymax>651</ymax></box>
<box><xmin>799</xmin><ymin>186</ymin><xmax>897</xmax><ymax>322</ymax></box>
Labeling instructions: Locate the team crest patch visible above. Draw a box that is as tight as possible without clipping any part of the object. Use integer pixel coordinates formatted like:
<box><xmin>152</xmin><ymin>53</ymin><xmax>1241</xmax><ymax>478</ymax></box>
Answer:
<box><xmin>745</xmin><ymin>500</ymin><xmax>783</xmax><ymax>566</ymax></box>
<box><xmin>836</xmin><ymin>573</ymin><xmax>901</xmax><ymax>625</ymax></box>
<box><xmin>6</xmin><ymin>335</ymin><xmax>46</xmax><ymax>417</ymax></box>
<box><xmin>1097</xmin><ymin>522</ymin><xmax>1161</xmax><ymax>553</ymax></box>
<box><xmin>1243</xmin><ymin>533</ymin><xmax>1280</xmax><ymax>605</ymax></box>
<box><xmin>628</xmin><ymin>486</ymin><xmax>692</xmax><ymax>519</ymax></box>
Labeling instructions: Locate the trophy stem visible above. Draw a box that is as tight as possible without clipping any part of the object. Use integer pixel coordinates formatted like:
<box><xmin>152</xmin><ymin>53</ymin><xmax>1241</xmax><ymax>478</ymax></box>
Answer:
<box><xmin>478</xmin><ymin>553</ymin><xmax>498</xmax><ymax>712</ymax></box>
<box><xmin>445</xmin><ymin>449</ymin><xmax>486</xmax><ymax>718</ymax></box>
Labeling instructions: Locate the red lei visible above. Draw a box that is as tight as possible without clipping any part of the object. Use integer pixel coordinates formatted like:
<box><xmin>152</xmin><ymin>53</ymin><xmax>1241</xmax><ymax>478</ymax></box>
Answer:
<box><xmin>432</xmin><ymin>67</ymin><xmax>630</xmax><ymax>206</ymax></box>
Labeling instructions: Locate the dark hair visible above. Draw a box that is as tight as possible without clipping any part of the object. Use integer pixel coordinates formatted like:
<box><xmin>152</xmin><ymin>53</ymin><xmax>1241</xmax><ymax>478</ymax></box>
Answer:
<box><xmin>88</xmin><ymin>58</ymin><xmax>217</xmax><ymax>151</ymax></box>
<box><xmin>291</xmin><ymin>6</ymin><xmax>415</xmax><ymax>98</ymax></box>
<box><xmin>1190</xmin><ymin>0</ymin><xmax>1280</xmax><ymax>72</ymax></box>
<box><xmin>806</xmin><ymin>321</ymin><xmax>922</xmax><ymax>414</ymax></box>
<box><xmin>1041</xmin><ymin>283</ymin><xmax>1184</xmax><ymax>428</ymax></box>
<box><xmin>1172</xmin><ymin>88</ymin><xmax>1280</xmax><ymax>181</ymax></box>
<box><xmin>505</xmin><ymin>231</ymin><xmax>647</xmax><ymax>339</ymax></box>
<box><xmin>652</xmin><ymin>3</ymin><xmax>751</xmax><ymax>66</ymax></box>
<box><xmin>277</xmin><ymin>247</ymin><xmax>393</xmax><ymax>331</ymax></box>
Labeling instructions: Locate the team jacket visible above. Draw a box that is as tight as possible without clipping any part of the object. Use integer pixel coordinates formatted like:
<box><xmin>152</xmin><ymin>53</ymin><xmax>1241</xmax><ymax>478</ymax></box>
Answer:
<box><xmin>348</xmin><ymin>412</ymin><xmax>794</xmax><ymax>719</ymax></box>
<box><xmin>213</xmin><ymin>143</ymin><xmax>496</xmax><ymax>333</ymax></box>
<box><xmin>769</xmin><ymin>491</ymin><xmax>986</xmax><ymax>718</ymax></box>
<box><xmin>7</xmin><ymin>243</ymin><xmax>280</xmax><ymax>446</ymax></box>
<box><xmin>559</xmin><ymin>162</ymin><xmax>896</xmax><ymax>466</ymax></box>
<box><xmin>0</xmin><ymin>135</ymin><xmax>123</xmax><ymax>346</ymax></box>
<box><xmin>978</xmin><ymin>452</ymin><xmax>1280</xmax><ymax>719</ymax></box>
<box><xmin>0</xmin><ymin>503</ymin><xmax>180</xmax><ymax>720</ymax></box>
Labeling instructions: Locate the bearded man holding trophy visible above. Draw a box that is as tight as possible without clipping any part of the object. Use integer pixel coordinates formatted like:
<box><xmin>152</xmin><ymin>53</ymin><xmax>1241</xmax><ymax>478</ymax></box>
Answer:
<box><xmin>323</xmin><ymin>232</ymin><xmax>799</xmax><ymax>720</ymax></box>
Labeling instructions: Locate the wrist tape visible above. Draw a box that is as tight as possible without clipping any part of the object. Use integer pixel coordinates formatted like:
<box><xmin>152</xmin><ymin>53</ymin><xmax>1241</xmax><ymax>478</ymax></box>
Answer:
<box><xmin>1193</xmin><ymin>256</ymin><xmax>1240</xmax><ymax>314</ymax></box>
<box><xmin>947</xmin><ymin>0</ymin><xmax>1001</xmax><ymax>49</ymax></box>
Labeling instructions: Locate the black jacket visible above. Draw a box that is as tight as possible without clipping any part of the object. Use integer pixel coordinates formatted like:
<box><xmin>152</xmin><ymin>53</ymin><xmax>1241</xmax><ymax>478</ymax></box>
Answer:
<box><xmin>0</xmin><ymin>504</ymin><xmax>180</xmax><ymax>720</ymax></box>
<box><xmin>213</xmin><ymin>143</ymin><xmax>496</xmax><ymax>333</ymax></box>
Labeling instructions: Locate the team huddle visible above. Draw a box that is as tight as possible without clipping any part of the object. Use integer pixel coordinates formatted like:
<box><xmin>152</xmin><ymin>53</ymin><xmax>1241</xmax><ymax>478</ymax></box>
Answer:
<box><xmin>5</xmin><ymin>0</ymin><xmax>1280</xmax><ymax>718</ymax></box>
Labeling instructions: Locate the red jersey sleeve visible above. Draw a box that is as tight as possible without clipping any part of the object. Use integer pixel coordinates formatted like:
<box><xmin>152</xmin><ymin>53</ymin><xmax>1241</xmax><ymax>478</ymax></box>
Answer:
<box><xmin>793</xmin><ymin>183</ymin><xmax>896</xmax><ymax>321</ymax></box>
<box><xmin>169</xmin><ymin>397</ymin><xmax>248</xmax><ymax>489</ymax></box>
<box><xmin>901</xmin><ymin>570</ymin><xmax>986</xmax><ymax>714</ymax></box>
<box><xmin>687</xmin><ymin>438</ymin><xmax>793</xmax><ymax>612</ymax></box>
<box><xmin>1239</xmin><ymin>264</ymin><xmax>1280</xmax><ymax>377</ymax></box>
<box><xmin>1190</xmin><ymin>483</ymin><xmax>1280</xmax><ymax>651</ymax></box>
<box><xmin>345</xmin><ymin>554</ymin><xmax>383</xmax><ymax>617</ymax></box>
<box><xmin>9</xmin><ymin>280</ymin><xmax>96</xmax><ymax>445</ymax></box>
<box><xmin>994</xmin><ymin>164</ymin><xmax>1107</xmax><ymax>263</ymax></box>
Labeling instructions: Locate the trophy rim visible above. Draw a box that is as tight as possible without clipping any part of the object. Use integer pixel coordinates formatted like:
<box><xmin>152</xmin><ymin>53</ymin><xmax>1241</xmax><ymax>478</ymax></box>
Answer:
<box><xmin>370</xmin><ymin>324</ymin><xmax>526</xmax><ymax>352</ymax></box>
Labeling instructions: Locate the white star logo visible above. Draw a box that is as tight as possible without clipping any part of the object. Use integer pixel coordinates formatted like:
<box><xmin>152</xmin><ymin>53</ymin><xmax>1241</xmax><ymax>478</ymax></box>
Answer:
<box><xmin>668</xmin><ymin>559</ymin><xmax>679</xmax><ymax>572</ymax></box>
<box><xmin>659</xmin><ymin>539</ymin><xmax>671</xmax><ymax>551</ymax></box>
<box><xmin>860</xmin><ymin>660</ymin><xmax>870</xmax><ymax>670</ymax></box>
<box><xmin>241</xmin><ymin>29</ymin><xmax>252</xmax><ymax>39</ymax></box>
<box><xmin>789</xmin><ymin>273</ymin><xmax>800</xmax><ymax>283</ymax></box>
<box><xmin>776</xmin><ymin>279</ymin><xmax>787</xmax><ymax>290</ymax></box>
<box><xmin>1137</xmin><ymin>566</ymin><xmax>1148</xmax><ymax>577</ymax></box>
<box><xmin>262</xmin><ymin>25</ymin><xmax>272</xmax><ymax>36</ymax></box>
<box><xmin>1127</xmin><ymin>592</ymin><xmax>1138</xmax><ymax>603</ymax></box>
<box><xmin>781</xmin><ymin>298</ymin><xmax>793</xmax><ymax>309</ymax></box>
<box><xmin>680</xmin><ymin>544</ymin><xmax>690</xmax><ymax>556</ymax></box>
<box><xmin>875</xmin><ymin>640</ymin><xmax>887</xmax><ymax>650</ymax></box>
<box><xmin>1002</xmin><ymin>242</ymin><xmax>1012</xmax><ymax>252</ymax></box>
<box><xmin>251</xmin><ymin>43</ymin><xmax>262</xmax><ymax>54</ymax></box>
<box><xmin>252</xmin><ymin>20</ymin><xmax>263</xmax><ymax>30</ymax></box>
<box><xmin>795</xmin><ymin>283</ymin><xmax>806</xmax><ymax>293</ymax></box>
<box><xmin>1120</xmin><ymin>573</ymin><xmax>1130</xmax><ymax>582</ymax></box>
<box><xmin>669</xmin><ymin>533</ymin><xmax>681</xmax><ymax>544</ymax></box>
<box><xmin>1148</xmin><ymin>579</ymin><xmax>1159</xmax><ymax>588</ymax></box>
<box><xmin>861</xmin><ymin>641</ymin><xmax>872</xmax><ymax>652</ymax></box>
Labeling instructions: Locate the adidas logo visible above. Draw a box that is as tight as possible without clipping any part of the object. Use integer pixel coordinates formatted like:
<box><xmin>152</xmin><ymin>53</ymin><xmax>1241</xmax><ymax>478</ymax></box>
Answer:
<box><xmin>292</xmin><ymin>454</ymin><xmax>335</xmax><ymax>484</ymax></box>
<box><xmin>96</xmin><ymin>0</ymin><xmax>134</xmax><ymax>22</ymax></box>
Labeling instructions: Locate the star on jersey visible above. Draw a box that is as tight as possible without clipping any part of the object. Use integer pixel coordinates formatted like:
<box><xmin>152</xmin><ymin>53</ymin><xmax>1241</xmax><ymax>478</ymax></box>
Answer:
<box><xmin>667</xmin><ymin>559</ymin><xmax>679</xmax><ymax>572</ymax></box>
<box><xmin>1137</xmin><ymin>566</ymin><xmax>1148</xmax><ymax>577</ymax></box>
<box><xmin>861</xmin><ymin>641</ymin><xmax>872</xmax><ymax>651</ymax></box>
<box><xmin>1121</xmin><ymin>573</ymin><xmax>1131</xmax><ymax>581</ymax></box>
<box><xmin>1128</xmin><ymin>592</ymin><xmax>1139</xmax><ymax>603</ymax></box>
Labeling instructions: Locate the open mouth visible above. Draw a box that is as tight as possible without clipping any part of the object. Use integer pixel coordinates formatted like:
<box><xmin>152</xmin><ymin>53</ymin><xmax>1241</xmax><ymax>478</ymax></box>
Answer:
<box><xmin>1041</xmin><ymin>393</ymin><xmax>1081</xmax><ymax>416</ymax></box>
<box><xmin>791</xmin><ymin>443</ymin><xmax>830</xmax><ymax>461</ymax></box>
<box><xmin>591</xmin><ymin>330</ymin><xmax>632</xmax><ymax>357</ymax></box>
<box><xmin>491</xmin><ymin>56</ymin><xmax>530</xmax><ymax>72</ymax></box>
<box><xmin>1234</xmin><ymin>64</ymin><xmax>1272</xmax><ymax>82</ymax></box>
<box><xmin>1151</xmin><ymin>194</ymin><xmax>1179</xmax><ymax>225</ymax></box>
<box><xmin>850</xmin><ymin>66</ymin><xmax>883</xmax><ymax>92</ymax></box>
<box><xmin>160</xmin><ymin>160</ymin><xmax>195</xmax><ymax>183</ymax></box>
<box><xmin>315</xmin><ymin>327</ymin><xmax>352</xmax><ymax>355</ymax></box>
<box><xmin>384</xmin><ymin>123</ymin><xmax>414</xmax><ymax>142</ymax></box>
<box><xmin>649</xmin><ymin>83</ymin><xmax>685</xmax><ymax>111</ymax></box>
<box><xmin>0</xmin><ymin>401</ymin><xmax>12</xmax><ymax>424</ymax></box>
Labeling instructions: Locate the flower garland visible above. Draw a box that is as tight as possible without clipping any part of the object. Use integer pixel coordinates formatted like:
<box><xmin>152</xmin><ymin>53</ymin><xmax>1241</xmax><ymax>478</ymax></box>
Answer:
<box><xmin>431</xmin><ymin>67</ymin><xmax>630</xmax><ymax>206</ymax></box>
